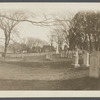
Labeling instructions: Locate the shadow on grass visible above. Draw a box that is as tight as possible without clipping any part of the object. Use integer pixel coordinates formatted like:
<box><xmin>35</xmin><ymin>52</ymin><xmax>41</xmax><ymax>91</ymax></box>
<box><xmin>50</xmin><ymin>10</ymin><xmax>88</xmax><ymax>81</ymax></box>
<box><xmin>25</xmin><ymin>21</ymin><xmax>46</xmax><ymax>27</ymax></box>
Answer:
<box><xmin>0</xmin><ymin>77</ymin><xmax>100</xmax><ymax>90</ymax></box>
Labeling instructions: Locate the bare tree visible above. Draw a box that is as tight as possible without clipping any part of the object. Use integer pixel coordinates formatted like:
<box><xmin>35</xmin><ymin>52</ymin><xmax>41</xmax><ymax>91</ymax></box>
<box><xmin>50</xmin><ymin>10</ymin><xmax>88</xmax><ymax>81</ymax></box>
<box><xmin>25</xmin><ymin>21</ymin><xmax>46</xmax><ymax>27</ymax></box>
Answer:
<box><xmin>50</xmin><ymin>13</ymin><xmax>73</xmax><ymax>52</ymax></box>
<box><xmin>25</xmin><ymin>37</ymin><xmax>46</xmax><ymax>47</ymax></box>
<box><xmin>20</xmin><ymin>37</ymin><xmax>48</xmax><ymax>53</ymax></box>
<box><xmin>0</xmin><ymin>10</ymin><xmax>51</xmax><ymax>57</ymax></box>
<box><xmin>0</xmin><ymin>10</ymin><xmax>28</xmax><ymax>57</ymax></box>
<box><xmin>9</xmin><ymin>42</ymin><xmax>21</xmax><ymax>53</ymax></box>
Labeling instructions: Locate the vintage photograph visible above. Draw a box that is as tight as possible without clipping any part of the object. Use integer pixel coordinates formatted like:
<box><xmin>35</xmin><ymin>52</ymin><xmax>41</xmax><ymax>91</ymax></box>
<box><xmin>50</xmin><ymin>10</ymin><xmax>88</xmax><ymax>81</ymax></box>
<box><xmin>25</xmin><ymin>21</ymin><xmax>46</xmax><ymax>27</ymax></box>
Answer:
<box><xmin>0</xmin><ymin>3</ymin><xmax>100</xmax><ymax>90</ymax></box>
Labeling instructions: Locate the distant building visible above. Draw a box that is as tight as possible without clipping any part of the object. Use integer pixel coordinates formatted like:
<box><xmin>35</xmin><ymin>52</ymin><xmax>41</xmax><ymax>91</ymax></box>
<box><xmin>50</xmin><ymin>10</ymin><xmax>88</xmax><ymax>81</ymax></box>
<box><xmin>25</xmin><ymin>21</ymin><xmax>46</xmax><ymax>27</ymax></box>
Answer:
<box><xmin>42</xmin><ymin>45</ymin><xmax>55</xmax><ymax>52</ymax></box>
<box><xmin>31</xmin><ymin>46</ymin><xmax>42</xmax><ymax>53</ymax></box>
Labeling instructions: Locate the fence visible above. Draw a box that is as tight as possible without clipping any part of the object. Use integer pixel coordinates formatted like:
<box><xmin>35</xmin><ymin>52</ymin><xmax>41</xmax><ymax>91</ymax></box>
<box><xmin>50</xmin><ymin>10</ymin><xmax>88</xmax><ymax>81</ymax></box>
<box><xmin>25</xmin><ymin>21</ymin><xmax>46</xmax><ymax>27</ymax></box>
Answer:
<box><xmin>6</xmin><ymin>52</ymin><xmax>56</xmax><ymax>58</ymax></box>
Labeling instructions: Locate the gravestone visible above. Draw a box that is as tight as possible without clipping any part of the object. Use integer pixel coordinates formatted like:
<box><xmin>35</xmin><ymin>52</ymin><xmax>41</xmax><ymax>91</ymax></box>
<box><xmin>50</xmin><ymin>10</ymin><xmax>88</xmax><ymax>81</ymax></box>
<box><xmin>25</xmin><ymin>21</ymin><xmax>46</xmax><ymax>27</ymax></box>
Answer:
<box><xmin>89</xmin><ymin>51</ymin><xmax>99</xmax><ymax>78</ymax></box>
<box><xmin>46</xmin><ymin>53</ymin><xmax>52</xmax><ymax>60</ymax></box>
<box><xmin>72</xmin><ymin>49</ymin><xmax>80</xmax><ymax>68</ymax></box>
<box><xmin>67</xmin><ymin>51</ymin><xmax>69</xmax><ymax>58</ymax></box>
<box><xmin>61</xmin><ymin>43</ymin><xmax>66</xmax><ymax>57</ymax></box>
<box><xmin>56</xmin><ymin>44</ymin><xmax>59</xmax><ymax>54</ymax></box>
<box><xmin>61</xmin><ymin>50</ymin><xmax>65</xmax><ymax>58</ymax></box>
<box><xmin>65</xmin><ymin>50</ymin><xmax>68</xmax><ymax>58</ymax></box>
<box><xmin>21</xmin><ymin>54</ymin><xmax>24</xmax><ymax>59</ymax></box>
<box><xmin>69</xmin><ymin>51</ymin><xmax>73</xmax><ymax>58</ymax></box>
<box><xmin>83</xmin><ymin>51</ymin><xmax>90</xmax><ymax>67</ymax></box>
<box><xmin>86</xmin><ymin>52</ymin><xmax>90</xmax><ymax>66</ymax></box>
<box><xmin>46</xmin><ymin>54</ymin><xmax>49</xmax><ymax>59</ymax></box>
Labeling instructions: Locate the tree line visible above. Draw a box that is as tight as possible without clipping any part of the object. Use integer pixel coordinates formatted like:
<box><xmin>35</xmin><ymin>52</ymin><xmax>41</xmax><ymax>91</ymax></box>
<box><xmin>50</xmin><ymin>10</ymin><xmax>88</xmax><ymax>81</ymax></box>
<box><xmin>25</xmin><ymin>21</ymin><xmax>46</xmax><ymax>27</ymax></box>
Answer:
<box><xmin>0</xmin><ymin>10</ymin><xmax>51</xmax><ymax>57</ymax></box>
<box><xmin>0</xmin><ymin>10</ymin><xmax>100</xmax><ymax>57</ymax></box>
<box><xmin>50</xmin><ymin>11</ymin><xmax>100</xmax><ymax>53</ymax></box>
<box><xmin>8</xmin><ymin>37</ymin><xmax>55</xmax><ymax>53</ymax></box>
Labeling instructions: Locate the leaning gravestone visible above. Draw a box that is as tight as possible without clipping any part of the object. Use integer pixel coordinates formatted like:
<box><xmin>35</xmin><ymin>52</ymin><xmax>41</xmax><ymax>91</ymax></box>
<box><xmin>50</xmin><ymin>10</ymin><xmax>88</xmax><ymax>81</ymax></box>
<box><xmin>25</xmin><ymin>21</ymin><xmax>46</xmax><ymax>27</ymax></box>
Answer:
<box><xmin>89</xmin><ymin>51</ymin><xmax>99</xmax><ymax>78</ymax></box>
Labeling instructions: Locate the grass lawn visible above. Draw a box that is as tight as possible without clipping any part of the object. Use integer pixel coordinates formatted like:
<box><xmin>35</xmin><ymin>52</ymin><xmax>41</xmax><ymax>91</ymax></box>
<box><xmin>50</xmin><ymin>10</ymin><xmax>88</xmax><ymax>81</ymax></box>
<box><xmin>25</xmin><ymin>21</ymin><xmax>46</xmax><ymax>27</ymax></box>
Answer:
<box><xmin>0</xmin><ymin>58</ymin><xmax>99</xmax><ymax>90</ymax></box>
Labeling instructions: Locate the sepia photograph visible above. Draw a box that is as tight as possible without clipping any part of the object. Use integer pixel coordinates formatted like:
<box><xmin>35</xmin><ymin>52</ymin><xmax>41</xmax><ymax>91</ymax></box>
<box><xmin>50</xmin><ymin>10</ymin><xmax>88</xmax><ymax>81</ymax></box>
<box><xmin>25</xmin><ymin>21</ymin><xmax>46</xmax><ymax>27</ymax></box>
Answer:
<box><xmin>0</xmin><ymin>3</ymin><xmax>100</xmax><ymax>91</ymax></box>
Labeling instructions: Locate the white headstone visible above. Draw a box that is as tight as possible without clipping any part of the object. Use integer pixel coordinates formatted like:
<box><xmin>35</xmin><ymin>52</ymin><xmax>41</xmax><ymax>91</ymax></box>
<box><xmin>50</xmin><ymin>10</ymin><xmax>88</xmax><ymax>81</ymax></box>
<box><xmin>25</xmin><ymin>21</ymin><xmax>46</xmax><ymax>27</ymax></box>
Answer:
<box><xmin>46</xmin><ymin>53</ymin><xmax>52</xmax><ymax>60</ymax></box>
<box><xmin>46</xmin><ymin>54</ymin><xmax>49</xmax><ymax>59</ymax></box>
<box><xmin>74</xmin><ymin>50</ymin><xmax>80</xmax><ymax>68</ymax></box>
<box><xmin>67</xmin><ymin>51</ymin><xmax>69</xmax><ymax>58</ymax></box>
<box><xmin>86</xmin><ymin>52</ymin><xmax>90</xmax><ymax>67</ymax></box>
<box><xmin>62</xmin><ymin>43</ymin><xmax>65</xmax><ymax>50</ymax></box>
<box><xmin>22</xmin><ymin>54</ymin><xmax>24</xmax><ymax>59</ymax></box>
<box><xmin>56</xmin><ymin>44</ymin><xmax>59</xmax><ymax>54</ymax></box>
<box><xmin>65</xmin><ymin>50</ymin><xmax>68</xmax><ymax>57</ymax></box>
<box><xmin>89</xmin><ymin>52</ymin><xmax>99</xmax><ymax>78</ymax></box>
<box><xmin>72</xmin><ymin>49</ymin><xmax>80</xmax><ymax>68</ymax></box>
<box><xmin>61</xmin><ymin>43</ymin><xmax>66</xmax><ymax>57</ymax></box>
<box><xmin>83</xmin><ymin>51</ymin><xmax>90</xmax><ymax>67</ymax></box>
<box><xmin>69</xmin><ymin>51</ymin><xmax>73</xmax><ymax>58</ymax></box>
<box><xmin>61</xmin><ymin>50</ymin><xmax>65</xmax><ymax>58</ymax></box>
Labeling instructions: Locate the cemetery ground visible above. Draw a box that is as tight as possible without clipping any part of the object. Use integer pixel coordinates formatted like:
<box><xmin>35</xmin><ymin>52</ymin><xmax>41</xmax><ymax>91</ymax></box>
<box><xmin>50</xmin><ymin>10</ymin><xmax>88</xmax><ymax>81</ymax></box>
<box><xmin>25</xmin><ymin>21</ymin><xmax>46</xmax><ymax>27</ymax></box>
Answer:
<box><xmin>0</xmin><ymin>54</ymin><xmax>99</xmax><ymax>90</ymax></box>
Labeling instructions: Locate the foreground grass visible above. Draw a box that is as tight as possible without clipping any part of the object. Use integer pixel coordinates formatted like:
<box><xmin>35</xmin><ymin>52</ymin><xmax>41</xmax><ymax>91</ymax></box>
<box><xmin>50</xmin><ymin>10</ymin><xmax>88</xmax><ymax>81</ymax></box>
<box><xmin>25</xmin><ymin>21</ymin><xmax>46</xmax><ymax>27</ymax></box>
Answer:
<box><xmin>0</xmin><ymin>77</ymin><xmax>99</xmax><ymax>90</ymax></box>
<box><xmin>0</xmin><ymin>59</ymin><xmax>99</xmax><ymax>90</ymax></box>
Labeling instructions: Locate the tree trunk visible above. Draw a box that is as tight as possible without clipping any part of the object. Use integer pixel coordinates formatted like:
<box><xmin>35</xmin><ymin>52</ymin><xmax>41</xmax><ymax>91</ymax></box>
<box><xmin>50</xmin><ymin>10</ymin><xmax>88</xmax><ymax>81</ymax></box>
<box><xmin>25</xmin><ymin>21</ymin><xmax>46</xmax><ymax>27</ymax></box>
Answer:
<box><xmin>4</xmin><ymin>42</ymin><xmax>8</xmax><ymax>57</ymax></box>
<box><xmin>3</xmin><ymin>35</ymin><xmax>9</xmax><ymax>57</ymax></box>
<box><xmin>97</xmin><ymin>36</ymin><xmax>100</xmax><ymax>51</ymax></box>
<box><xmin>94</xmin><ymin>37</ymin><xmax>97</xmax><ymax>51</ymax></box>
<box><xmin>88</xmin><ymin>34</ymin><xmax>93</xmax><ymax>51</ymax></box>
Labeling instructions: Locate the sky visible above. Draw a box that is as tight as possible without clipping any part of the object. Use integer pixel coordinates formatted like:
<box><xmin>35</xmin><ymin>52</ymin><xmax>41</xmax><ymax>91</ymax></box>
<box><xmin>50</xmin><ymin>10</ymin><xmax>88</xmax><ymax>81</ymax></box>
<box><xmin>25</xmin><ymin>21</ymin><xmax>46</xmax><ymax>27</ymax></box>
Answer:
<box><xmin>0</xmin><ymin>3</ymin><xmax>100</xmax><ymax>45</ymax></box>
